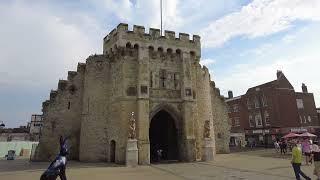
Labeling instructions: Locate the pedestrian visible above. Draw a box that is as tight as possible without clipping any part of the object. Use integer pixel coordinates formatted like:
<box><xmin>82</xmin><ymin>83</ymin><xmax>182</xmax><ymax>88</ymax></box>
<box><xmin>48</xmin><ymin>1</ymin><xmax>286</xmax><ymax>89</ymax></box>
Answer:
<box><xmin>291</xmin><ymin>140</ymin><xmax>311</xmax><ymax>180</ymax></box>
<box><xmin>302</xmin><ymin>138</ymin><xmax>312</xmax><ymax>165</ymax></box>
<box><xmin>157</xmin><ymin>149</ymin><xmax>163</xmax><ymax>162</ymax></box>
<box><xmin>274</xmin><ymin>141</ymin><xmax>280</xmax><ymax>153</ymax></box>
<box><xmin>312</xmin><ymin>141</ymin><xmax>320</xmax><ymax>180</ymax></box>
<box><xmin>280</xmin><ymin>140</ymin><xmax>286</xmax><ymax>155</ymax></box>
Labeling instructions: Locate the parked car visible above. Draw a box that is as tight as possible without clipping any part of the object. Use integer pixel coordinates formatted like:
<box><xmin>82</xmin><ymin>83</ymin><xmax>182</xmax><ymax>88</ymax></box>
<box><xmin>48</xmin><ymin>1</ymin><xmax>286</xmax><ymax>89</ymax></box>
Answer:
<box><xmin>6</xmin><ymin>150</ymin><xmax>16</xmax><ymax>160</ymax></box>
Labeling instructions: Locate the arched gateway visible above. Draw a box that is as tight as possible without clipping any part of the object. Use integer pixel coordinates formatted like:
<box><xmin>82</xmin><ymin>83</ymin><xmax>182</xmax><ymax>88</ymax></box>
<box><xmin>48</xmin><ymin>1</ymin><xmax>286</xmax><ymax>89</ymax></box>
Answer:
<box><xmin>149</xmin><ymin>110</ymin><xmax>179</xmax><ymax>163</ymax></box>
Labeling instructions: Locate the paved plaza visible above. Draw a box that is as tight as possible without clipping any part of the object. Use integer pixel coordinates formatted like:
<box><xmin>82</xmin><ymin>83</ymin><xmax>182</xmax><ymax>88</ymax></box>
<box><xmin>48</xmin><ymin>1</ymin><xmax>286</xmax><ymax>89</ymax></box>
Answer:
<box><xmin>0</xmin><ymin>149</ymin><xmax>316</xmax><ymax>180</ymax></box>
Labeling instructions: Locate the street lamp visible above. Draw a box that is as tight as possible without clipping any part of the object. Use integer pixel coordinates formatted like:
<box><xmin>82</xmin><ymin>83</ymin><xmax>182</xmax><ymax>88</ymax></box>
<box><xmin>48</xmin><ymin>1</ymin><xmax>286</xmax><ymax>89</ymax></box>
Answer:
<box><xmin>0</xmin><ymin>121</ymin><xmax>5</xmax><ymax>128</ymax></box>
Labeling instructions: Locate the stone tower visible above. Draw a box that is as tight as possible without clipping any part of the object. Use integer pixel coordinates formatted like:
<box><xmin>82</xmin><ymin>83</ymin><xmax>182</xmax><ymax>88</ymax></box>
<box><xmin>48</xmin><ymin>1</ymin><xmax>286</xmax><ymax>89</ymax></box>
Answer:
<box><xmin>33</xmin><ymin>23</ymin><xmax>230</xmax><ymax>164</ymax></box>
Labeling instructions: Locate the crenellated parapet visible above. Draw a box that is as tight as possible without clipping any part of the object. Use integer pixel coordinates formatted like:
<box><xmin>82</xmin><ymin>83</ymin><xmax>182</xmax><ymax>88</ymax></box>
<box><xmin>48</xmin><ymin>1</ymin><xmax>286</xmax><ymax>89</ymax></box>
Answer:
<box><xmin>68</xmin><ymin>71</ymin><xmax>77</xmax><ymax>81</ymax></box>
<box><xmin>103</xmin><ymin>23</ymin><xmax>201</xmax><ymax>58</ymax></box>
<box><xmin>42</xmin><ymin>100</ymin><xmax>50</xmax><ymax>112</ymax></box>
<box><xmin>77</xmin><ymin>63</ymin><xmax>86</xmax><ymax>73</ymax></box>
<box><xmin>50</xmin><ymin>90</ymin><xmax>58</xmax><ymax>102</ymax></box>
<box><xmin>58</xmin><ymin>80</ymin><xmax>68</xmax><ymax>91</ymax></box>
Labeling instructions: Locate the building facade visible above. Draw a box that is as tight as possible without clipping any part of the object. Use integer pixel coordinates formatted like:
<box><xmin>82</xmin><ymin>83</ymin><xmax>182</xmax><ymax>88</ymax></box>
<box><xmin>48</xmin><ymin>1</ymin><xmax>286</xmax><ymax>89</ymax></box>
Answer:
<box><xmin>0</xmin><ymin>126</ymin><xmax>30</xmax><ymax>142</ymax></box>
<box><xmin>28</xmin><ymin>114</ymin><xmax>43</xmax><ymax>141</ymax></box>
<box><xmin>227</xmin><ymin>71</ymin><xmax>319</xmax><ymax>147</ymax></box>
<box><xmin>34</xmin><ymin>23</ymin><xmax>230</xmax><ymax>164</ymax></box>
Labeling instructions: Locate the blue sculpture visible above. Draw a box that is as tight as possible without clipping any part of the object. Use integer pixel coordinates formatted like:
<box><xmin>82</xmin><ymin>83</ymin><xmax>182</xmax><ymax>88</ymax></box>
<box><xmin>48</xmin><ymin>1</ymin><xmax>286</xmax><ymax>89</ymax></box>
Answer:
<box><xmin>40</xmin><ymin>136</ymin><xmax>68</xmax><ymax>180</ymax></box>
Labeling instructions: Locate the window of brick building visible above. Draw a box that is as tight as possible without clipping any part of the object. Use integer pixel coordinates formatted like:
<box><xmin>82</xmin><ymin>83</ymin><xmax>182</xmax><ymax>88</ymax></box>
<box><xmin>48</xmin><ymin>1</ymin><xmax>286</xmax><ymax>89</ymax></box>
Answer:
<box><xmin>255</xmin><ymin>114</ymin><xmax>262</xmax><ymax>127</ymax></box>
<box><xmin>264</xmin><ymin>111</ymin><xmax>270</xmax><ymax>126</ymax></box>
<box><xmin>254</xmin><ymin>97</ymin><xmax>260</xmax><ymax>108</ymax></box>
<box><xmin>304</xmin><ymin>116</ymin><xmax>307</xmax><ymax>123</ymax></box>
<box><xmin>233</xmin><ymin>104</ymin><xmax>239</xmax><ymax>112</ymax></box>
<box><xmin>262</xmin><ymin>94</ymin><xmax>268</xmax><ymax>107</ymax></box>
<box><xmin>234</xmin><ymin>117</ymin><xmax>240</xmax><ymax>127</ymax></box>
<box><xmin>247</xmin><ymin>99</ymin><xmax>253</xmax><ymax>110</ymax></box>
<box><xmin>249</xmin><ymin>115</ymin><xmax>255</xmax><ymax>127</ymax></box>
<box><xmin>296</xmin><ymin>99</ymin><xmax>304</xmax><ymax>109</ymax></box>
<box><xmin>300</xmin><ymin>116</ymin><xmax>303</xmax><ymax>124</ymax></box>
<box><xmin>308</xmin><ymin>116</ymin><xmax>312</xmax><ymax>123</ymax></box>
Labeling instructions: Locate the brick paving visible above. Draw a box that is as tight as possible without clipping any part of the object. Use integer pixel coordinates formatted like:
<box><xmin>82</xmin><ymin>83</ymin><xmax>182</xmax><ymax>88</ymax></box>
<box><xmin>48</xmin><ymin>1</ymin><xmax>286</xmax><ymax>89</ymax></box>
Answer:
<box><xmin>0</xmin><ymin>149</ymin><xmax>315</xmax><ymax>180</ymax></box>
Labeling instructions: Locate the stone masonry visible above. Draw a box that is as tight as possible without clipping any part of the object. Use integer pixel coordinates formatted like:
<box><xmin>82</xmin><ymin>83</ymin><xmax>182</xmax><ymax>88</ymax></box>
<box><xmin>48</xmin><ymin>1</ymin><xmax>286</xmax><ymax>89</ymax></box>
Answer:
<box><xmin>33</xmin><ymin>23</ymin><xmax>230</xmax><ymax>164</ymax></box>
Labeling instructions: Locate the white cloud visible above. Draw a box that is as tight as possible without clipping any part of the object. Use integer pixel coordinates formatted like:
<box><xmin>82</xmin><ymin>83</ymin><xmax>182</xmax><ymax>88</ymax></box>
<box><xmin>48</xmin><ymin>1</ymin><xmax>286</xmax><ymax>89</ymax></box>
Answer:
<box><xmin>201</xmin><ymin>0</ymin><xmax>320</xmax><ymax>48</ymax></box>
<box><xmin>200</xmin><ymin>58</ymin><xmax>216</xmax><ymax>66</ymax></box>
<box><xmin>0</xmin><ymin>1</ymin><xmax>103</xmax><ymax>88</ymax></box>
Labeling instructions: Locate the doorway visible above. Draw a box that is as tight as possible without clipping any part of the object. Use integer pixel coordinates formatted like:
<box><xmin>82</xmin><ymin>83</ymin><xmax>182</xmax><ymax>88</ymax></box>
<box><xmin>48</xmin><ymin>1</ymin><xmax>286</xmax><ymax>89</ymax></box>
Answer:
<box><xmin>110</xmin><ymin>140</ymin><xmax>116</xmax><ymax>163</ymax></box>
<box><xmin>149</xmin><ymin>110</ymin><xmax>178</xmax><ymax>163</ymax></box>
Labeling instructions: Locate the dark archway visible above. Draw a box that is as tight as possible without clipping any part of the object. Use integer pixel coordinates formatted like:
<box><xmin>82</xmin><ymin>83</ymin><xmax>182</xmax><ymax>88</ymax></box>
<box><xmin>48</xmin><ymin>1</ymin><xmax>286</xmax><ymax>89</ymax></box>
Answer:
<box><xmin>110</xmin><ymin>140</ymin><xmax>116</xmax><ymax>163</ymax></box>
<box><xmin>149</xmin><ymin>110</ymin><xmax>178</xmax><ymax>163</ymax></box>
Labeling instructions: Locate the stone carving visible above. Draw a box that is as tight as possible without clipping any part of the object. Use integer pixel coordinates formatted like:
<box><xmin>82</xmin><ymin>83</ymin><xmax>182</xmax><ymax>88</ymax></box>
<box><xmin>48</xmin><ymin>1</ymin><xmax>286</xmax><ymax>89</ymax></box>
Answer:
<box><xmin>129</xmin><ymin>112</ymin><xmax>136</xmax><ymax>139</ymax></box>
<box><xmin>204</xmin><ymin>120</ymin><xmax>210</xmax><ymax>138</ymax></box>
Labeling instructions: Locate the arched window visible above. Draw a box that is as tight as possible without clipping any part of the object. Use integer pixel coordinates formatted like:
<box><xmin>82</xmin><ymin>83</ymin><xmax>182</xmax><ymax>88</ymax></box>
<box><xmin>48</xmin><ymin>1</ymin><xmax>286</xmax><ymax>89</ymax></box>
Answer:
<box><xmin>158</xmin><ymin>47</ymin><xmax>163</xmax><ymax>52</ymax></box>
<box><xmin>126</xmin><ymin>42</ymin><xmax>132</xmax><ymax>48</ymax></box>
<box><xmin>148</xmin><ymin>46</ymin><xmax>154</xmax><ymax>51</ymax></box>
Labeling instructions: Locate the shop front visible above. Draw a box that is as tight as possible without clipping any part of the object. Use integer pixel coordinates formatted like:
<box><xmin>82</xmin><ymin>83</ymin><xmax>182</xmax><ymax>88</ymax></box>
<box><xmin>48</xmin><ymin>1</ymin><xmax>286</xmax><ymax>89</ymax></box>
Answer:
<box><xmin>245</xmin><ymin>129</ymin><xmax>282</xmax><ymax>148</ymax></box>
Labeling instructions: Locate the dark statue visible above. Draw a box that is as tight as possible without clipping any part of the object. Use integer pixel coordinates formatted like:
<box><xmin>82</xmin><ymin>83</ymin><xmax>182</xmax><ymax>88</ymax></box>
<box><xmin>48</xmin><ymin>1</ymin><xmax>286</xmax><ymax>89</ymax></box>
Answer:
<box><xmin>129</xmin><ymin>112</ymin><xmax>136</xmax><ymax>139</ymax></box>
<box><xmin>204</xmin><ymin>120</ymin><xmax>211</xmax><ymax>138</ymax></box>
<box><xmin>40</xmin><ymin>136</ymin><xmax>68</xmax><ymax>180</ymax></box>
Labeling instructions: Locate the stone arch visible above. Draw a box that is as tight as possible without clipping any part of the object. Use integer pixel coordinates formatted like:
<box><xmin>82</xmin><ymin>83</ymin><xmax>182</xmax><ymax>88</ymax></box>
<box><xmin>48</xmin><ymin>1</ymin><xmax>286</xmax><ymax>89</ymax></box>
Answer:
<box><xmin>149</xmin><ymin>103</ymin><xmax>182</xmax><ymax>163</ymax></box>
<box><xmin>167</xmin><ymin>48</ymin><xmax>173</xmax><ymax>54</ymax></box>
<box><xmin>133</xmin><ymin>43</ymin><xmax>139</xmax><ymax>49</ymax></box>
<box><xmin>150</xmin><ymin>103</ymin><xmax>181</xmax><ymax>130</ymax></box>
<box><xmin>148</xmin><ymin>46</ymin><xmax>154</xmax><ymax>51</ymax></box>
<box><xmin>158</xmin><ymin>47</ymin><xmax>164</xmax><ymax>52</ymax></box>
<box><xmin>176</xmin><ymin>49</ymin><xmax>181</xmax><ymax>55</ymax></box>
<box><xmin>126</xmin><ymin>42</ymin><xmax>132</xmax><ymax>48</ymax></box>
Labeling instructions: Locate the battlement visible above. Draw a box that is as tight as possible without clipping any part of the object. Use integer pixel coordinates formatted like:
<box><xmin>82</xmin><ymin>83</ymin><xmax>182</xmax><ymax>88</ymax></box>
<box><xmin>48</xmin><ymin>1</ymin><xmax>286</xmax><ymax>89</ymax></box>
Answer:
<box><xmin>50</xmin><ymin>90</ymin><xmax>58</xmax><ymax>101</ymax></box>
<box><xmin>58</xmin><ymin>80</ymin><xmax>68</xmax><ymax>91</ymax></box>
<box><xmin>103</xmin><ymin>23</ymin><xmax>201</xmax><ymax>56</ymax></box>
<box><xmin>68</xmin><ymin>71</ymin><xmax>77</xmax><ymax>81</ymax></box>
<box><xmin>77</xmin><ymin>63</ymin><xmax>86</xmax><ymax>73</ymax></box>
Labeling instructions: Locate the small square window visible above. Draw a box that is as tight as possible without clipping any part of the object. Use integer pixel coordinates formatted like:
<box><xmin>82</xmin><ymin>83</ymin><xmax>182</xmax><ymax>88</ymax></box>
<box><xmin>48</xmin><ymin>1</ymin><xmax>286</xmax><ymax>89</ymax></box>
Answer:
<box><xmin>141</xmin><ymin>86</ymin><xmax>148</xmax><ymax>94</ymax></box>
<box><xmin>185</xmin><ymin>88</ymin><xmax>192</xmax><ymax>96</ymax></box>
<box><xmin>126</xmin><ymin>86</ymin><xmax>137</xmax><ymax>96</ymax></box>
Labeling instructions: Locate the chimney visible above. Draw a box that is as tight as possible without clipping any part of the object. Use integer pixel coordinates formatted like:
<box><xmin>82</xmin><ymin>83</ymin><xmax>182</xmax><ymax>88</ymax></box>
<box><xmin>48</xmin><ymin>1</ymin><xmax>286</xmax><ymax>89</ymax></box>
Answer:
<box><xmin>276</xmin><ymin>70</ymin><xmax>283</xmax><ymax>79</ymax></box>
<box><xmin>228</xmin><ymin>90</ymin><xmax>233</xmax><ymax>99</ymax></box>
<box><xmin>302</xmin><ymin>83</ymin><xmax>308</xmax><ymax>93</ymax></box>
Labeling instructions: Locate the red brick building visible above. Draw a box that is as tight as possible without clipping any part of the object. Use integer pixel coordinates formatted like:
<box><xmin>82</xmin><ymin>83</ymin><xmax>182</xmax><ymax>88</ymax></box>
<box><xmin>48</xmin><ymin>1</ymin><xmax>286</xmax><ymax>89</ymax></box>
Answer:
<box><xmin>227</xmin><ymin>71</ymin><xmax>319</xmax><ymax>147</ymax></box>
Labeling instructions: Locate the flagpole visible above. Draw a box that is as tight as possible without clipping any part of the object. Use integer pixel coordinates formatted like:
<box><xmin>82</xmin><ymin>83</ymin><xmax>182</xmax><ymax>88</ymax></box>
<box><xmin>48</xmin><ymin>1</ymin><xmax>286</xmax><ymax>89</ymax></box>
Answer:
<box><xmin>160</xmin><ymin>0</ymin><xmax>163</xmax><ymax>36</ymax></box>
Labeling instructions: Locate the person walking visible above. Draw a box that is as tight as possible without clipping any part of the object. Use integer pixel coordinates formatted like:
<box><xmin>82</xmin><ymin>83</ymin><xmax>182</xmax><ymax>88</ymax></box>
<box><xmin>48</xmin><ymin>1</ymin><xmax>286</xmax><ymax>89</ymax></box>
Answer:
<box><xmin>280</xmin><ymin>140</ymin><xmax>287</xmax><ymax>155</ymax></box>
<box><xmin>274</xmin><ymin>141</ymin><xmax>280</xmax><ymax>153</ymax></box>
<box><xmin>291</xmin><ymin>141</ymin><xmax>311</xmax><ymax>180</ymax></box>
<box><xmin>312</xmin><ymin>141</ymin><xmax>320</xmax><ymax>180</ymax></box>
<box><xmin>302</xmin><ymin>138</ymin><xmax>312</xmax><ymax>165</ymax></box>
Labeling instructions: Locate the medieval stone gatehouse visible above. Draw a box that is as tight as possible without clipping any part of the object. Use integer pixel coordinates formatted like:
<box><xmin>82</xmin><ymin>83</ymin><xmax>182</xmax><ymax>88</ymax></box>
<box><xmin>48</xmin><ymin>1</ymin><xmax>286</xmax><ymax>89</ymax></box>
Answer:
<box><xmin>34</xmin><ymin>23</ymin><xmax>230</xmax><ymax>164</ymax></box>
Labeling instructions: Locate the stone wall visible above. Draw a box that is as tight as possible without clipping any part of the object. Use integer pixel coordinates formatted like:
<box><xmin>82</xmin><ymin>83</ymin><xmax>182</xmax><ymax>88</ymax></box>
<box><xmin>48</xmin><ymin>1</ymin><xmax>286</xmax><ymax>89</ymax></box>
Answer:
<box><xmin>34</xmin><ymin>62</ymin><xmax>85</xmax><ymax>161</ymax></box>
<box><xmin>210</xmin><ymin>82</ymin><xmax>231</xmax><ymax>154</ymax></box>
<box><xmin>194</xmin><ymin>65</ymin><xmax>215</xmax><ymax>159</ymax></box>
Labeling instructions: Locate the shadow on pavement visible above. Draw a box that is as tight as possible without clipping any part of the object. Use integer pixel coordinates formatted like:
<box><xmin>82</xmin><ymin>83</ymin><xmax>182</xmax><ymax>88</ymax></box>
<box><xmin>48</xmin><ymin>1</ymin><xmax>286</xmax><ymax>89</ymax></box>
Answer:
<box><xmin>0</xmin><ymin>159</ymin><xmax>122</xmax><ymax>173</ymax></box>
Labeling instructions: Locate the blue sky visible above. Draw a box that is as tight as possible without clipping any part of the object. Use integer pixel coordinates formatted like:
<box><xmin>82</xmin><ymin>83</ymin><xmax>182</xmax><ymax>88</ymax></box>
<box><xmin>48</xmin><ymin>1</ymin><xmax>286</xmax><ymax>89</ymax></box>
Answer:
<box><xmin>0</xmin><ymin>0</ymin><xmax>319</xmax><ymax>127</ymax></box>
